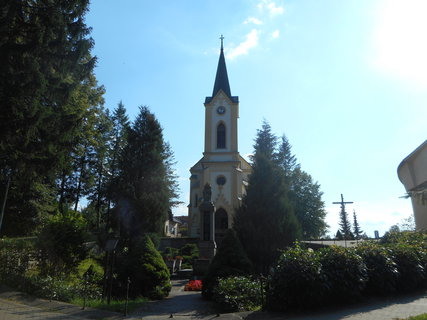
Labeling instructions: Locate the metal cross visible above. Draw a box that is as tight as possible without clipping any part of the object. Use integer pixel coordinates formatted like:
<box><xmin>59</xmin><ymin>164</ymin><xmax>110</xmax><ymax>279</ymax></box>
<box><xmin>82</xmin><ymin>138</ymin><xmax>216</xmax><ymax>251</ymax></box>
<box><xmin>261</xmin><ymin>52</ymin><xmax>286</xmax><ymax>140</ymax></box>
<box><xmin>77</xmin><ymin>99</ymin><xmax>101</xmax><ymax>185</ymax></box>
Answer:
<box><xmin>332</xmin><ymin>193</ymin><xmax>353</xmax><ymax>211</ymax></box>
<box><xmin>220</xmin><ymin>34</ymin><xmax>224</xmax><ymax>49</ymax></box>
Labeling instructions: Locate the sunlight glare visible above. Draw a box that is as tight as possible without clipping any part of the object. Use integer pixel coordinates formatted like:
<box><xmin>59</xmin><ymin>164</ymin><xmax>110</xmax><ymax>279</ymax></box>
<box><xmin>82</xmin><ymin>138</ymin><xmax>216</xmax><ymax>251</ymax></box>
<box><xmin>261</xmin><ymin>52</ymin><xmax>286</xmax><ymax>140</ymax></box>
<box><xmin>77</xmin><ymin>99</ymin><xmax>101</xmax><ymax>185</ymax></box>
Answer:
<box><xmin>373</xmin><ymin>0</ymin><xmax>427</xmax><ymax>88</ymax></box>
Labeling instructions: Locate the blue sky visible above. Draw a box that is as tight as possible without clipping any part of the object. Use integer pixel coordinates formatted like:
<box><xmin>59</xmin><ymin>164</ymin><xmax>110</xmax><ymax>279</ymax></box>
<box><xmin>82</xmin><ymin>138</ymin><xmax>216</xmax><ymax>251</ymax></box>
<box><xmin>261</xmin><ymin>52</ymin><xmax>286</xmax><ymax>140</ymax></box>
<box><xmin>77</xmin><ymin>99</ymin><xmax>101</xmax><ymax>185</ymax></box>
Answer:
<box><xmin>86</xmin><ymin>0</ymin><xmax>427</xmax><ymax>237</ymax></box>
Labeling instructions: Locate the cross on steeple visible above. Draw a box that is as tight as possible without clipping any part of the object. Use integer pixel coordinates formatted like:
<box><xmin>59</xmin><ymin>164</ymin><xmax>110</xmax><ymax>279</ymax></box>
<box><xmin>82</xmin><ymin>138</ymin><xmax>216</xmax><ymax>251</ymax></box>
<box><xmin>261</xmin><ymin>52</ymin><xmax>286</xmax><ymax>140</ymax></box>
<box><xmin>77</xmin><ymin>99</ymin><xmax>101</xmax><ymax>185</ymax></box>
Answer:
<box><xmin>220</xmin><ymin>34</ymin><xmax>224</xmax><ymax>50</ymax></box>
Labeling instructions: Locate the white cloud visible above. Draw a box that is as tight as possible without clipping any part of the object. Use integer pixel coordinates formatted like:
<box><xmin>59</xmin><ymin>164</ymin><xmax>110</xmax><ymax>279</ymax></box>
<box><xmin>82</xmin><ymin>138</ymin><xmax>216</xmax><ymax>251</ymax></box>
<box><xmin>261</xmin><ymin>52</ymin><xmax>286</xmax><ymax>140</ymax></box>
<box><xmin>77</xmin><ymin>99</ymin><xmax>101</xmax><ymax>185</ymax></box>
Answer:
<box><xmin>372</xmin><ymin>0</ymin><xmax>427</xmax><ymax>88</ymax></box>
<box><xmin>244</xmin><ymin>17</ymin><xmax>263</xmax><ymax>25</ymax></box>
<box><xmin>226</xmin><ymin>29</ymin><xmax>260</xmax><ymax>60</ymax></box>
<box><xmin>272</xmin><ymin>29</ymin><xmax>280</xmax><ymax>39</ymax></box>
<box><xmin>258</xmin><ymin>0</ymin><xmax>284</xmax><ymax>15</ymax></box>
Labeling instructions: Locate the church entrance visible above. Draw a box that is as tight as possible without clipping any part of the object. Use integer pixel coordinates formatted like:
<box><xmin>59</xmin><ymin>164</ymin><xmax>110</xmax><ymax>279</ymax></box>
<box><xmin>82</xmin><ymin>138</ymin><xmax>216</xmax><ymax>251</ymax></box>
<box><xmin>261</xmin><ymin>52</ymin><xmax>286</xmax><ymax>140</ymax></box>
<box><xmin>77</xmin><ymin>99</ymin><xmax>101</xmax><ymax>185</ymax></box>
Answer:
<box><xmin>215</xmin><ymin>208</ymin><xmax>228</xmax><ymax>245</ymax></box>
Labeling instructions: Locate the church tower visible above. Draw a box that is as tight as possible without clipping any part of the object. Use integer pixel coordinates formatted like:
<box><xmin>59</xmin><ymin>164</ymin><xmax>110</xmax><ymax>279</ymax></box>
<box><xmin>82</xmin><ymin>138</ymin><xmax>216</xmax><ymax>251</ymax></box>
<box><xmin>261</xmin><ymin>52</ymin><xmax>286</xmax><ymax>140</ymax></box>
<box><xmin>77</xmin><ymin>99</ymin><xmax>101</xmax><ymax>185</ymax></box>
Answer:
<box><xmin>188</xmin><ymin>38</ymin><xmax>251</xmax><ymax>243</ymax></box>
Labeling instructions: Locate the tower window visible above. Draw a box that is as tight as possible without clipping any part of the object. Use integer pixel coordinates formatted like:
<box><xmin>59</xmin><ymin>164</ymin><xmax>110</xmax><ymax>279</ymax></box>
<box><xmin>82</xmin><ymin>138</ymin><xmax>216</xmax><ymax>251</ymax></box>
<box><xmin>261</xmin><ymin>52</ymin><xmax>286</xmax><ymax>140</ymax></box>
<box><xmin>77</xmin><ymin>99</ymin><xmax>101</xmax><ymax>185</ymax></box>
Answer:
<box><xmin>217</xmin><ymin>123</ymin><xmax>226</xmax><ymax>149</ymax></box>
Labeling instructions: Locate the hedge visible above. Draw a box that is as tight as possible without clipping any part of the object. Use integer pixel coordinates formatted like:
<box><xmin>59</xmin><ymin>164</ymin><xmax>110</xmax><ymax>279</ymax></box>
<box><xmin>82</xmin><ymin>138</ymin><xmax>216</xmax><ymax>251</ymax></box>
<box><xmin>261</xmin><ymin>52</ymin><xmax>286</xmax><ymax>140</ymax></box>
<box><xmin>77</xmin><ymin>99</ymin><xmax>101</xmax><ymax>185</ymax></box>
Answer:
<box><xmin>265</xmin><ymin>236</ymin><xmax>427</xmax><ymax>312</ymax></box>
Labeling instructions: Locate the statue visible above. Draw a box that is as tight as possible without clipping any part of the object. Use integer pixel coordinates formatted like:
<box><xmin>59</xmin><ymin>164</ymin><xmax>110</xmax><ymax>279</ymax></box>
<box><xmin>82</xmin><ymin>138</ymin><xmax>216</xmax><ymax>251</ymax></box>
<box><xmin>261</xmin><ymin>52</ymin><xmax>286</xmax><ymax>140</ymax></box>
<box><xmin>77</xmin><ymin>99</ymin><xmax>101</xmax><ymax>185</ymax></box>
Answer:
<box><xmin>202</xmin><ymin>183</ymin><xmax>212</xmax><ymax>203</ymax></box>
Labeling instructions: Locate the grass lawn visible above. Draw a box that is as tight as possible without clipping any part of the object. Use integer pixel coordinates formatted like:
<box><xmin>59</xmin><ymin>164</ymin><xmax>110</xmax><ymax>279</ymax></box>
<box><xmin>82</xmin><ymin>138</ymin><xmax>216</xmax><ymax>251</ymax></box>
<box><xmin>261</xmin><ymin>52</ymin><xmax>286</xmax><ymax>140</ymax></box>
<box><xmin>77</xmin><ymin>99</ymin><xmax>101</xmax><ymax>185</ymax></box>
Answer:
<box><xmin>71</xmin><ymin>296</ymin><xmax>148</xmax><ymax>314</ymax></box>
<box><xmin>399</xmin><ymin>314</ymin><xmax>427</xmax><ymax>320</ymax></box>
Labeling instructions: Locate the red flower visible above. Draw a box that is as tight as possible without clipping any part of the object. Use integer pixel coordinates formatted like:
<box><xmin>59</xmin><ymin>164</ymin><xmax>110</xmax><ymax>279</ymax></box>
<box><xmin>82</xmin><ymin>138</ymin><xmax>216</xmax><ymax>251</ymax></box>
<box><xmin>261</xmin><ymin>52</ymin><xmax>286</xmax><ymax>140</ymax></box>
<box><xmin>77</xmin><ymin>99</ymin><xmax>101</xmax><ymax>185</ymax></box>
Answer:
<box><xmin>184</xmin><ymin>280</ymin><xmax>203</xmax><ymax>291</ymax></box>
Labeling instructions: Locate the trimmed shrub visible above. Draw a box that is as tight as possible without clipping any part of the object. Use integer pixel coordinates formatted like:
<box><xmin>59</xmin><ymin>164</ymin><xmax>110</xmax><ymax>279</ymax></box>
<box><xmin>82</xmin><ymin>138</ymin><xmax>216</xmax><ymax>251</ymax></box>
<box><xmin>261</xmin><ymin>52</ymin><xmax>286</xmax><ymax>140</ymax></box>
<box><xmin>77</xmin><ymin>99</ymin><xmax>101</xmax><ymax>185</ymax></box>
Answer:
<box><xmin>202</xmin><ymin>229</ymin><xmax>253</xmax><ymax>299</ymax></box>
<box><xmin>381</xmin><ymin>230</ymin><xmax>426</xmax><ymax>247</ymax></box>
<box><xmin>319</xmin><ymin>246</ymin><xmax>367</xmax><ymax>304</ymax></box>
<box><xmin>266</xmin><ymin>245</ymin><xmax>325</xmax><ymax>311</ymax></box>
<box><xmin>356</xmin><ymin>242</ymin><xmax>399</xmax><ymax>295</ymax></box>
<box><xmin>213</xmin><ymin>276</ymin><xmax>263</xmax><ymax>312</ymax></box>
<box><xmin>117</xmin><ymin>235</ymin><xmax>171</xmax><ymax>299</ymax></box>
<box><xmin>391</xmin><ymin>243</ymin><xmax>426</xmax><ymax>292</ymax></box>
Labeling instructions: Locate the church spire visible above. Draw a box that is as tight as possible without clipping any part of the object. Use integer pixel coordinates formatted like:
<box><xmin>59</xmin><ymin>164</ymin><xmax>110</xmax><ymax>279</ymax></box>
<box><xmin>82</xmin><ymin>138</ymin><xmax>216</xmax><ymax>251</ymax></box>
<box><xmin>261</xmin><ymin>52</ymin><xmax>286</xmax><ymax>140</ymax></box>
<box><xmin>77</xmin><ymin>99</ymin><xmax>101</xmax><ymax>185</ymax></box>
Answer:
<box><xmin>212</xmin><ymin>35</ymin><xmax>232</xmax><ymax>99</ymax></box>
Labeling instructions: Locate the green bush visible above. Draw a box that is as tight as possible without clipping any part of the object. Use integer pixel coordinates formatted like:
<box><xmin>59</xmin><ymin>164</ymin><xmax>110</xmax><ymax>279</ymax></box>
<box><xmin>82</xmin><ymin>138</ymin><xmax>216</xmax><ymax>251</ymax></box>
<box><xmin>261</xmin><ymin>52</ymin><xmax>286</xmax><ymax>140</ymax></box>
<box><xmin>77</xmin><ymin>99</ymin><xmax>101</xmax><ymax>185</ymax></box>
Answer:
<box><xmin>36</xmin><ymin>211</ymin><xmax>88</xmax><ymax>276</ymax></box>
<box><xmin>179</xmin><ymin>243</ymin><xmax>199</xmax><ymax>268</ymax></box>
<box><xmin>213</xmin><ymin>276</ymin><xmax>263</xmax><ymax>312</ymax></box>
<box><xmin>0</xmin><ymin>237</ymin><xmax>34</xmax><ymax>283</ymax></box>
<box><xmin>391</xmin><ymin>244</ymin><xmax>426</xmax><ymax>292</ymax></box>
<box><xmin>202</xmin><ymin>230</ymin><xmax>253</xmax><ymax>299</ymax></box>
<box><xmin>267</xmin><ymin>245</ymin><xmax>325</xmax><ymax>311</ymax></box>
<box><xmin>320</xmin><ymin>246</ymin><xmax>367</xmax><ymax>303</ymax></box>
<box><xmin>24</xmin><ymin>275</ymin><xmax>78</xmax><ymax>302</ymax></box>
<box><xmin>162</xmin><ymin>247</ymin><xmax>179</xmax><ymax>259</ymax></box>
<box><xmin>116</xmin><ymin>235</ymin><xmax>171</xmax><ymax>299</ymax></box>
<box><xmin>76</xmin><ymin>258</ymin><xmax>104</xmax><ymax>281</ymax></box>
<box><xmin>381</xmin><ymin>230</ymin><xmax>427</xmax><ymax>247</ymax></box>
<box><xmin>356</xmin><ymin>242</ymin><xmax>399</xmax><ymax>295</ymax></box>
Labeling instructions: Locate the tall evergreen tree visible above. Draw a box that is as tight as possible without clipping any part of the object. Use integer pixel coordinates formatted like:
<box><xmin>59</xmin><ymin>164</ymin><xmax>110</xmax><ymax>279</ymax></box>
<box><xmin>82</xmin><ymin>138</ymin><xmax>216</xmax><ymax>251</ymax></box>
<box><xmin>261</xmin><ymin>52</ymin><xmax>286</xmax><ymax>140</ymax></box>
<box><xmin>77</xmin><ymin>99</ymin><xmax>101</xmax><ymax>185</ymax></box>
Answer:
<box><xmin>234</xmin><ymin>124</ymin><xmax>301</xmax><ymax>274</ymax></box>
<box><xmin>253</xmin><ymin>120</ymin><xmax>277</xmax><ymax>160</ymax></box>
<box><xmin>339</xmin><ymin>205</ymin><xmax>353</xmax><ymax>240</ymax></box>
<box><xmin>0</xmin><ymin>0</ymin><xmax>96</xmax><ymax>176</ymax></box>
<box><xmin>352</xmin><ymin>210</ymin><xmax>363</xmax><ymax>240</ymax></box>
<box><xmin>276</xmin><ymin>135</ymin><xmax>328</xmax><ymax>239</ymax></box>
<box><xmin>276</xmin><ymin>135</ymin><xmax>299</xmax><ymax>176</ymax></box>
<box><xmin>104</xmin><ymin>102</ymin><xmax>130</xmax><ymax>229</ymax></box>
<box><xmin>88</xmin><ymin>106</ymin><xmax>113</xmax><ymax>228</ymax></box>
<box><xmin>0</xmin><ymin>0</ymin><xmax>101</xmax><ymax>235</ymax></box>
<box><xmin>112</xmin><ymin>106</ymin><xmax>177</xmax><ymax>239</ymax></box>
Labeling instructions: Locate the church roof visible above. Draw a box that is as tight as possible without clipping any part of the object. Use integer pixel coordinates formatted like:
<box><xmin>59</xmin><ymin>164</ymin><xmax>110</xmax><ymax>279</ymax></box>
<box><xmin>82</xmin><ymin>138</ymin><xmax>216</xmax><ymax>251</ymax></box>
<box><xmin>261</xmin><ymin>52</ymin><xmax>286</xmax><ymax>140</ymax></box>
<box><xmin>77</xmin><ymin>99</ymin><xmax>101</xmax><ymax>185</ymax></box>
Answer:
<box><xmin>205</xmin><ymin>37</ymin><xmax>239</xmax><ymax>104</ymax></box>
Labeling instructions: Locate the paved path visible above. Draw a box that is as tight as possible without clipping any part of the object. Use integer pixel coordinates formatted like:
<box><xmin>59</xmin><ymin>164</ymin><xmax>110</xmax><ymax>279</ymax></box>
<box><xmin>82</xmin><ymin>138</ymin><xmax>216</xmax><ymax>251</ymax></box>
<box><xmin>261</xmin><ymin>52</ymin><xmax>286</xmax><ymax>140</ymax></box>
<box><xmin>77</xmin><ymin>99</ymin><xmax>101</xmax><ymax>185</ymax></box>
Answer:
<box><xmin>128</xmin><ymin>279</ymin><xmax>215</xmax><ymax>319</ymax></box>
<box><xmin>244</xmin><ymin>292</ymin><xmax>427</xmax><ymax>320</ymax></box>
<box><xmin>1</xmin><ymin>281</ymin><xmax>427</xmax><ymax>320</ymax></box>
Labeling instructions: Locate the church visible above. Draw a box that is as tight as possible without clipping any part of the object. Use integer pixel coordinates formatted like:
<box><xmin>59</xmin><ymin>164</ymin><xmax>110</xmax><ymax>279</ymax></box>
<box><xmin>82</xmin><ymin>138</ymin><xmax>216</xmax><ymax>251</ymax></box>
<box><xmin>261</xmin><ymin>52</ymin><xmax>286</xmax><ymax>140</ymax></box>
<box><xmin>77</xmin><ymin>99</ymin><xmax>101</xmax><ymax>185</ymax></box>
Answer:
<box><xmin>188</xmin><ymin>39</ymin><xmax>252</xmax><ymax>244</ymax></box>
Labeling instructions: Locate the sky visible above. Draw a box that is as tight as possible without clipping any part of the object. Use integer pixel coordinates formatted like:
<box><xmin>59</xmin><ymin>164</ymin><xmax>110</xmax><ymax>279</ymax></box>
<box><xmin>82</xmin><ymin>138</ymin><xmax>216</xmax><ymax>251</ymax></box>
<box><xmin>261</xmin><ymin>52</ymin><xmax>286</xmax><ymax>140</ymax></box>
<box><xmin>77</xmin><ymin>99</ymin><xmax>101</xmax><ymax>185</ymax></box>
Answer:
<box><xmin>86</xmin><ymin>0</ymin><xmax>427</xmax><ymax>237</ymax></box>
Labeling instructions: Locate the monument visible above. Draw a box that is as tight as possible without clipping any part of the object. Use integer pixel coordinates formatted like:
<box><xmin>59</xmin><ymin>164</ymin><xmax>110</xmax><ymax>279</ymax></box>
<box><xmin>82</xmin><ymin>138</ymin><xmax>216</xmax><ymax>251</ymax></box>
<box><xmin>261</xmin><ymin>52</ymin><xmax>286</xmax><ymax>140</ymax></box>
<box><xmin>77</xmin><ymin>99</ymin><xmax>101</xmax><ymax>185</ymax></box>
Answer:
<box><xmin>198</xmin><ymin>183</ymin><xmax>216</xmax><ymax>259</ymax></box>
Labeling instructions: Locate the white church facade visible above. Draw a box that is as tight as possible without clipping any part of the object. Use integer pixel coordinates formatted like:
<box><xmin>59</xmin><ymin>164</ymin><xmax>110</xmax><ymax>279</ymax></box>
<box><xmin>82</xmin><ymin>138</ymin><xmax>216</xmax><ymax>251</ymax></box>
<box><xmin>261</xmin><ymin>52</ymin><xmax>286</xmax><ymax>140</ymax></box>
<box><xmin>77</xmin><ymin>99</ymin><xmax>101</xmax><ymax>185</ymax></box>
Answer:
<box><xmin>398</xmin><ymin>140</ymin><xmax>427</xmax><ymax>230</ymax></box>
<box><xmin>188</xmin><ymin>39</ymin><xmax>251</xmax><ymax>243</ymax></box>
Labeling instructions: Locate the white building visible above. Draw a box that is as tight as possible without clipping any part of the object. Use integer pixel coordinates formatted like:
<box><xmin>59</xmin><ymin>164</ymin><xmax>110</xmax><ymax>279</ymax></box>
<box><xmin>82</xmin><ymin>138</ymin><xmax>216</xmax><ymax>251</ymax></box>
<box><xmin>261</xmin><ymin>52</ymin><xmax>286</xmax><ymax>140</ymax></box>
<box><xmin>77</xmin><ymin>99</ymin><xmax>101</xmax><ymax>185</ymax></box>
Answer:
<box><xmin>397</xmin><ymin>140</ymin><xmax>427</xmax><ymax>230</ymax></box>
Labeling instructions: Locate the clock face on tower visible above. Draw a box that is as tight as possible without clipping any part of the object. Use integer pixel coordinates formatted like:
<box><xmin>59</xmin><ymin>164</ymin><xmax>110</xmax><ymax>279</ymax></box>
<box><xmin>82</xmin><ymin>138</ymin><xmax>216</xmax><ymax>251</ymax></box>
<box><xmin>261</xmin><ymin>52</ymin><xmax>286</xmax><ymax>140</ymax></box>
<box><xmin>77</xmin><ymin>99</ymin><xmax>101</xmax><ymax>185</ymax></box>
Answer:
<box><xmin>216</xmin><ymin>106</ymin><xmax>226</xmax><ymax>115</ymax></box>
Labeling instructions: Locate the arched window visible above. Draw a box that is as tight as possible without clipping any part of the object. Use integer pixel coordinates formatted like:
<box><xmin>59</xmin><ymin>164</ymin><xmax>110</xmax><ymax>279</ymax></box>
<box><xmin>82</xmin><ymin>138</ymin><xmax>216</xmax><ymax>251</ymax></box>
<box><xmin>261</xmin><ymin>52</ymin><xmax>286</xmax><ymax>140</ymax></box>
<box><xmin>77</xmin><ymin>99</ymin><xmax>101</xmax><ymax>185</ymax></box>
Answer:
<box><xmin>215</xmin><ymin>208</ymin><xmax>228</xmax><ymax>230</ymax></box>
<box><xmin>217</xmin><ymin>123</ymin><xmax>226</xmax><ymax>149</ymax></box>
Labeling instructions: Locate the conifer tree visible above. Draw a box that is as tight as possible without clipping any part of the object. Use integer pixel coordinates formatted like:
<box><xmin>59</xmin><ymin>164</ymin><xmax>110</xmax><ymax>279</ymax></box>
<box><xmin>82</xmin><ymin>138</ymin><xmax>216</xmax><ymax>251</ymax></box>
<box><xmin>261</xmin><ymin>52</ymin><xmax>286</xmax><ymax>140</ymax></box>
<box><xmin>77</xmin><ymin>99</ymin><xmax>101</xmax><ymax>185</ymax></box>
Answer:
<box><xmin>0</xmin><ymin>0</ymin><xmax>96</xmax><ymax>176</ymax></box>
<box><xmin>276</xmin><ymin>135</ymin><xmax>328</xmax><ymax>239</ymax></box>
<box><xmin>276</xmin><ymin>135</ymin><xmax>299</xmax><ymax>176</ymax></box>
<box><xmin>234</xmin><ymin>123</ymin><xmax>301</xmax><ymax>274</ymax></box>
<box><xmin>352</xmin><ymin>210</ymin><xmax>363</xmax><ymax>240</ymax></box>
<box><xmin>113</xmin><ymin>106</ymin><xmax>178</xmax><ymax>238</ymax></box>
<box><xmin>339</xmin><ymin>205</ymin><xmax>353</xmax><ymax>240</ymax></box>
<box><xmin>202</xmin><ymin>229</ymin><xmax>253</xmax><ymax>299</ymax></box>
<box><xmin>104</xmin><ymin>102</ymin><xmax>130</xmax><ymax>229</ymax></box>
<box><xmin>252</xmin><ymin>120</ymin><xmax>277</xmax><ymax>160</ymax></box>
<box><xmin>117</xmin><ymin>234</ymin><xmax>171</xmax><ymax>299</ymax></box>
<box><xmin>0</xmin><ymin>0</ymin><xmax>101</xmax><ymax>235</ymax></box>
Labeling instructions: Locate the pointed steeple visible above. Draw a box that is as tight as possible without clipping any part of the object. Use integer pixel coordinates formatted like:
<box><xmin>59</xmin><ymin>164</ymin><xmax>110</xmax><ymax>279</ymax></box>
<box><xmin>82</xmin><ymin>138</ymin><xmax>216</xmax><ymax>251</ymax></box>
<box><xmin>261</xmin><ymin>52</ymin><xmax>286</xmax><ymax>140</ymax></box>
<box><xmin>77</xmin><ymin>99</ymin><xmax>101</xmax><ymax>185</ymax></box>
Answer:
<box><xmin>206</xmin><ymin>35</ymin><xmax>238</xmax><ymax>104</ymax></box>
<box><xmin>212</xmin><ymin>35</ymin><xmax>231</xmax><ymax>98</ymax></box>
